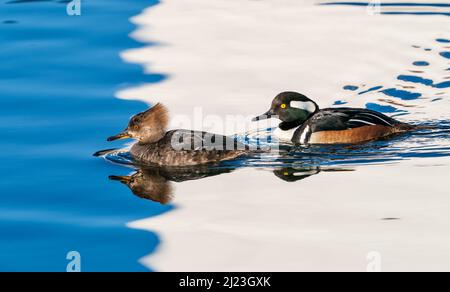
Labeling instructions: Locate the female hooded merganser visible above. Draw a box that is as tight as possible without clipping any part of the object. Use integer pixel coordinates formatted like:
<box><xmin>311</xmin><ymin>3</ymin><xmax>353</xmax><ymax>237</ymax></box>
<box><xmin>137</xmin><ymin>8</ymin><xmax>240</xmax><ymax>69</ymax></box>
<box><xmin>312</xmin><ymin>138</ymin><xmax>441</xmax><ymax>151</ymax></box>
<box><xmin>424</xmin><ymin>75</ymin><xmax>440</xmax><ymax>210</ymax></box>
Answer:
<box><xmin>105</xmin><ymin>103</ymin><xmax>247</xmax><ymax>166</ymax></box>
<box><xmin>253</xmin><ymin>91</ymin><xmax>415</xmax><ymax>145</ymax></box>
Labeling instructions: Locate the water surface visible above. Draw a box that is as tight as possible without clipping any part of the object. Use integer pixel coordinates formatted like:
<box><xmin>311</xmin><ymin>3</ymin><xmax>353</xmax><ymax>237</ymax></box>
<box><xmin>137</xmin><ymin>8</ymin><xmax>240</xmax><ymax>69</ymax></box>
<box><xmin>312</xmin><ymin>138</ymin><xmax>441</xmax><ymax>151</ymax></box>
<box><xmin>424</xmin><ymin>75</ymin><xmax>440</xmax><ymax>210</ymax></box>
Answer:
<box><xmin>1</xmin><ymin>0</ymin><xmax>450</xmax><ymax>271</ymax></box>
<box><xmin>0</xmin><ymin>0</ymin><xmax>168</xmax><ymax>271</ymax></box>
<box><xmin>115</xmin><ymin>0</ymin><xmax>450</xmax><ymax>271</ymax></box>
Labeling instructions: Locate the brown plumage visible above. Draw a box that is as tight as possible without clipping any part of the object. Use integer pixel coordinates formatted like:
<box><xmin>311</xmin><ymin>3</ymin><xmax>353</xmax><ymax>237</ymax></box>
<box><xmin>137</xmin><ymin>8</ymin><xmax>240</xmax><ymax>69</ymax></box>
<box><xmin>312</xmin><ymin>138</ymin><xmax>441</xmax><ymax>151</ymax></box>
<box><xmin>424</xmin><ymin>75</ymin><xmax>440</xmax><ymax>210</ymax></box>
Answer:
<box><xmin>105</xmin><ymin>103</ymin><xmax>248</xmax><ymax>166</ymax></box>
<box><xmin>109</xmin><ymin>165</ymin><xmax>236</xmax><ymax>204</ymax></box>
<box><xmin>308</xmin><ymin>125</ymin><xmax>405</xmax><ymax>144</ymax></box>
<box><xmin>109</xmin><ymin>169</ymin><xmax>173</xmax><ymax>205</ymax></box>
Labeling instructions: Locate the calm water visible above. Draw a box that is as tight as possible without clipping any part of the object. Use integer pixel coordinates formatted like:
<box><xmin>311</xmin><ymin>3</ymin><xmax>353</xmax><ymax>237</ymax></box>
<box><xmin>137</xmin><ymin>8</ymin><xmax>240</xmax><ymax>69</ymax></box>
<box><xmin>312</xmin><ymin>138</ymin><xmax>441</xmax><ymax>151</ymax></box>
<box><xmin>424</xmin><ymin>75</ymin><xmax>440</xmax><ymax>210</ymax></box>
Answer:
<box><xmin>0</xmin><ymin>0</ymin><xmax>169</xmax><ymax>271</ymax></box>
<box><xmin>1</xmin><ymin>0</ymin><xmax>450</xmax><ymax>271</ymax></box>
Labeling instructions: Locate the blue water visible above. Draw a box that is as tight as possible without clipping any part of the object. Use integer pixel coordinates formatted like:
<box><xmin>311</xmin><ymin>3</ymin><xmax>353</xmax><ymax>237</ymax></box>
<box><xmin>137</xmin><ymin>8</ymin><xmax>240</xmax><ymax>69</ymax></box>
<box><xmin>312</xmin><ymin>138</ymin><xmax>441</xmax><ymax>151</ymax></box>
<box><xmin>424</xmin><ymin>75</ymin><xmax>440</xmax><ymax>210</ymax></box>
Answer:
<box><xmin>0</xmin><ymin>0</ymin><xmax>172</xmax><ymax>271</ymax></box>
<box><xmin>342</xmin><ymin>36</ymin><xmax>450</xmax><ymax>110</ymax></box>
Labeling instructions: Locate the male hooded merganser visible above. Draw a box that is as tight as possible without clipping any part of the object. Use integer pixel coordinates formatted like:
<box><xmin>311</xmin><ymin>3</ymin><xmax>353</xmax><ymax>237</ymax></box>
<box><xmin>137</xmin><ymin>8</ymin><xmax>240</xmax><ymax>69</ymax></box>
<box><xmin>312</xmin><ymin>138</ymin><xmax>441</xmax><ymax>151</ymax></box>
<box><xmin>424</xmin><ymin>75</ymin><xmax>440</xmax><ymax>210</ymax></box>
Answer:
<box><xmin>105</xmin><ymin>103</ymin><xmax>247</xmax><ymax>166</ymax></box>
<box><xmin>253</xmin><ymin>91</ymin><xmax>415</xmax><ymax>145</ymax></box>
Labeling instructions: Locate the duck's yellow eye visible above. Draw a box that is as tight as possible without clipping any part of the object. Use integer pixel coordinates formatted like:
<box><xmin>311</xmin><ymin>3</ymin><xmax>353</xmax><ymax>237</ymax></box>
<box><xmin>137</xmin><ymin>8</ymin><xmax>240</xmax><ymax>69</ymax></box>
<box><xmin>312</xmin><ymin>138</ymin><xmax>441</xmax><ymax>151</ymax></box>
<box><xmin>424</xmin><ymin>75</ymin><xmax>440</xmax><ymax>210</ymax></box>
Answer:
<box><xmin>280</xmin><ymin>103</ymin><xmax>287</xmax><ymax>109</ymax></box>
<box><xmin>283</xmin><ymin>172</ymin><xmax>289</xmax><ymax>176</ymax></box>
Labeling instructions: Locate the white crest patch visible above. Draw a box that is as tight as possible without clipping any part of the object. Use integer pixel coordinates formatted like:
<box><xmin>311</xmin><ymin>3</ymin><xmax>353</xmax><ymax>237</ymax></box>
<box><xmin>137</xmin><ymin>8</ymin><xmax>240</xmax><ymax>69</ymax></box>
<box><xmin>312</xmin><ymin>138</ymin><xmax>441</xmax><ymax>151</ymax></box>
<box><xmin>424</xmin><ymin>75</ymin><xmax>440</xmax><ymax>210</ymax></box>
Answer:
<box><xmin>290</xmin><ymin>101</ymin><xmax>317</xmax><ymax>113</ymax></box>
<box><xmin>293</xmin><ymin>169</ymin><xmax>319</xmax><ymax>176</ymax></box>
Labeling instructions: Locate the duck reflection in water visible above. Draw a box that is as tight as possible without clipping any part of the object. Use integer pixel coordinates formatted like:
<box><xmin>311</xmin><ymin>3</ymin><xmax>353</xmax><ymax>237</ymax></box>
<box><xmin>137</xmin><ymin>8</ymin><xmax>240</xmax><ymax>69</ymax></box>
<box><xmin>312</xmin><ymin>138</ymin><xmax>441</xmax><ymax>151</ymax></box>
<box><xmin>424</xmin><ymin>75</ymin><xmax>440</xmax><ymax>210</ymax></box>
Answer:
<box><xmin>109</xmin><ymin>165</ymin><xmax>236</xmax><ymax>204</ymax></box>
<box><xmin>274</xmin><ymin>167</ymin><xmax>354</xmax><ymax>182</ymax></box>
<box><xmin>109</xmin><ymin>163</ymin><xmax>353</xmax><ymax>204</ymax></box>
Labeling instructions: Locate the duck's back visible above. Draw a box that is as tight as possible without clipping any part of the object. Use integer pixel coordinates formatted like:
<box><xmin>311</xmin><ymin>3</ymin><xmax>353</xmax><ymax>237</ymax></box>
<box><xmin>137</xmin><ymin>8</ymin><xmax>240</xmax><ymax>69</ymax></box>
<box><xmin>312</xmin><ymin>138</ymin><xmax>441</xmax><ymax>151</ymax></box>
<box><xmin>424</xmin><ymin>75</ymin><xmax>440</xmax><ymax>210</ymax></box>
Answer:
<box><xmin>292</xmin><ymin>108</ymin><xmax>414</xmax><ymax>145</ymax></box>
<box><xmin>131</xmin><ymin>130</ymin><xmax>247</xmax><ymax>166</ymax></box>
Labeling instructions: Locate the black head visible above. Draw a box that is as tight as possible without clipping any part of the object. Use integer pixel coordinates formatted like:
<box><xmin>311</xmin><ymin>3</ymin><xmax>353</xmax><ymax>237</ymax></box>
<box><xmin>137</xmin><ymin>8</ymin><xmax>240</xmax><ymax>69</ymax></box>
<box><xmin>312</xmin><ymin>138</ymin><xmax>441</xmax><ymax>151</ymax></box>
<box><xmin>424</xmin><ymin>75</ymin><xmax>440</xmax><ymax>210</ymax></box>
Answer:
<box><xmin>252</xmin><ymin>92</ymin><xmax>319</xmax><ymax>123</ymax></box>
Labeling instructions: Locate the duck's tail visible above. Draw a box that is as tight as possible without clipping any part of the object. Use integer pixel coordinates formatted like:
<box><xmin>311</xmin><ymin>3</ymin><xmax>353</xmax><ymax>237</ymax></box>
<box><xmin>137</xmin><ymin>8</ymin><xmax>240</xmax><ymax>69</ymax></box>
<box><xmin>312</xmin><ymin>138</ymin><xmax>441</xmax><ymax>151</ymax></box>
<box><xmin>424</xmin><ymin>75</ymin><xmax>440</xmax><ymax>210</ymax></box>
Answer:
<box><xmin>397</xmin><ymin>122</ymin><xmax>436</xmax><ymax>132</ymax></box>
<box><xmin>413</xmin><ymin>125</ymin><xmax>437</xmax><ymax>130</ymax></box>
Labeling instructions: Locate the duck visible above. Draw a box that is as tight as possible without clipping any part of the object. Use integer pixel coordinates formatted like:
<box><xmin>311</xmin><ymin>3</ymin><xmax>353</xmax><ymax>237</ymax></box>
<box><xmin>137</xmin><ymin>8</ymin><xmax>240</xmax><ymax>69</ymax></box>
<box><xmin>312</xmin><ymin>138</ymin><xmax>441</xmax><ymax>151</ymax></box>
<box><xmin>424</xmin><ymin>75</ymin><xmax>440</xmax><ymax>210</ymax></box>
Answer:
<box><xmin>252</xmin><ymin>91</ymin><xmax>415</xmax><ymax>145</ymax></box>
<box><xmin>103</xmin><ymin>103</ymin><xmax>248</xmax><ymax>166</ymax></box>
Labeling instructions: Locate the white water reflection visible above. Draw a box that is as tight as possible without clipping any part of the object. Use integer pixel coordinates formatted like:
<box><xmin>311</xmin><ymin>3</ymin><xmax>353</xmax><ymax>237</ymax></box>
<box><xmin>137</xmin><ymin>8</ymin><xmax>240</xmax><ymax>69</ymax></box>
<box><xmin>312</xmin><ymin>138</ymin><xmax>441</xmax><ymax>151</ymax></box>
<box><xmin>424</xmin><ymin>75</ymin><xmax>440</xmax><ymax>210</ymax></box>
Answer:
<box><xmin>117</xmin><ymin>0</ymin><xmax>450</xmax><ymax>271</ymax></box>
<box><xmin>129</xmin><ymin>160</ymin><xmax>450</xmax><ymax>271</ymax></box>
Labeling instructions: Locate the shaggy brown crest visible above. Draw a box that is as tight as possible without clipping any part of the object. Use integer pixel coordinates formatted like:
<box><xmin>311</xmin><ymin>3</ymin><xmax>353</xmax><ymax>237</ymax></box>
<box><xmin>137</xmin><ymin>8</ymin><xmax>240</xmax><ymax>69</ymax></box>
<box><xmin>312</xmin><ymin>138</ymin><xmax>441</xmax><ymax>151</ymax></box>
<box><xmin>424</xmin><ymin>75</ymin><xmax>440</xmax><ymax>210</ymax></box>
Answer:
<box><xmin>125</xmin><ymin>103</ymin><xmax>170</xmax><ymax>144</ymax></box>
<box><xmin>140</xmin><ymin>103</ymin><xmax>169</xmax><ymax>130</ymax></box>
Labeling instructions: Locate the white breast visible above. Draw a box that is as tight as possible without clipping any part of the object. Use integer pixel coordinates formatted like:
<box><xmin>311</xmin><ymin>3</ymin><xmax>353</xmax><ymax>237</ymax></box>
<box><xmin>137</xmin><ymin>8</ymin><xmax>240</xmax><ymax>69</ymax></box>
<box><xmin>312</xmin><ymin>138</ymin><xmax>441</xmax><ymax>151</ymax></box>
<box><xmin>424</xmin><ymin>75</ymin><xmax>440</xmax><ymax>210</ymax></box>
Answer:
<box><xmin>273</xmin><ymin>127</ymin><xmax>297</xmax><ymax>143</ymax></box>
<box><xmin>299</xmin><ymin>125</ymin><xmax>310</xmax><ymax>144</ymax></box>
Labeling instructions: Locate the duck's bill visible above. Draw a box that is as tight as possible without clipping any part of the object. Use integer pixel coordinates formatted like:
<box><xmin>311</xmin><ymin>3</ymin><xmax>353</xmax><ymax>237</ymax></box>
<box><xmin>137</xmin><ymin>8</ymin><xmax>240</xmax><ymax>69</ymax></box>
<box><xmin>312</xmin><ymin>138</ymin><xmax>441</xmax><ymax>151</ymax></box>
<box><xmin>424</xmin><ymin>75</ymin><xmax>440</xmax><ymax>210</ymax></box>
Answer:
<box><xmin>252</xmin><ymin>110</ymin><xmax>274</xmax><ymax>122</ymax></box>
<box><xmin>109</xmin><ymin>175</ymin><xmax>131</xmax><ymax>184</ymax></box>
<box><xmin>107</xmin><ymin>132</ymin><xmax>131</xmax><ymax>141</ymax></box>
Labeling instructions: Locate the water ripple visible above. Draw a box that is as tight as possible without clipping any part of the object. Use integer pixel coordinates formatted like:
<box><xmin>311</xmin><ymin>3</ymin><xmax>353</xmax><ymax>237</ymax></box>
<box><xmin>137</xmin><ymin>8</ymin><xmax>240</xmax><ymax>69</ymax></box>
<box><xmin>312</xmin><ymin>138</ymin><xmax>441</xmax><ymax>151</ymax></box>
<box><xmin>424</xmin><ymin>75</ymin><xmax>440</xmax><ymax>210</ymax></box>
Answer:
<box><xmin>103</xmin><ymin>119</ymin><xmax>450</xmax><ymax>171</ymax></box>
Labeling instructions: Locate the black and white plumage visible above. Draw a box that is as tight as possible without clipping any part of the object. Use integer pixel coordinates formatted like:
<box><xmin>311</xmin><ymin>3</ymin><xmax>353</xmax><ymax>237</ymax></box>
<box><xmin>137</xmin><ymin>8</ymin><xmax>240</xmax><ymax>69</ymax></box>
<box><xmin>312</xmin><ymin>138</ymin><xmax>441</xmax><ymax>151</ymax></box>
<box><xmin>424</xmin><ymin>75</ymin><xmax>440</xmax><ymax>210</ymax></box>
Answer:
<box><xmin>253</xmin><ymin>92</ymin><xmax>415</xmax><ymax>145</ymax></box>
<box><xmin>292</xmin><ymin>107</ymin><xmax>413</xmax><ymax>145</ymax></box>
